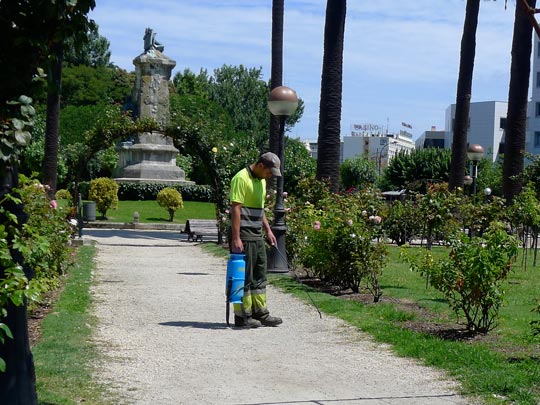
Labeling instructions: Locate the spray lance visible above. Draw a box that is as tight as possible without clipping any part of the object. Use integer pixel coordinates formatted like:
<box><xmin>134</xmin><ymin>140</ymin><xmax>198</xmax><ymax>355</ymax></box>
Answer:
<box><xmin>269</xmin><ymin>245</ymin><xmax>322</xmax><ymax>319</ymax></box>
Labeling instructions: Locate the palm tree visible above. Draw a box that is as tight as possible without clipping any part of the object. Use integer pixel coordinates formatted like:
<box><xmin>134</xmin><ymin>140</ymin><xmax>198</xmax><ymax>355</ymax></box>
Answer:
<box><xmin>269</xmin><ymin>0</ymin><xmax>284</xmax><ymax>156</ymax></box>
<box><xmin>42</xmin><ymin>1</ymin><xmax>96</xmax><ymax>198</ymax></box>
<box><xmin>43</xmin><ymin>41</ymin><xmax>64</xmax><ymax>198</ymax></box>
<box><xmin>316</xmin><ymin>0</ymin><xmax>347</xmax><ymax>193</ymax></box>
<box><xmin>503</xmin><ymin>0</ymin><xmax>537</xmax><ymax>204</ymax></box>
<box><xmin>449</xmin><ymin>0</ymin><xmax>481</xmax><ymax>192</ymax></box>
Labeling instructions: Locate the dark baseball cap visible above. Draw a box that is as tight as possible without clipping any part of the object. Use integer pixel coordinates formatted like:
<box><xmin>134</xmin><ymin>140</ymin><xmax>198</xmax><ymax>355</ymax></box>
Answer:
<box><xmin>260</xmin><ymin>152</ymin><xmax>281</xmax><ymax>177</ymax></box>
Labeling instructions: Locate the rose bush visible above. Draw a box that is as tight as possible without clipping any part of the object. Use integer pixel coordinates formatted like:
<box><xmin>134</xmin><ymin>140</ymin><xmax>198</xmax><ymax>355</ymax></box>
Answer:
<box><xmin>286</xmin><ymin>179</ymin><xmax>387</xmax><ymax>301</ymax></box>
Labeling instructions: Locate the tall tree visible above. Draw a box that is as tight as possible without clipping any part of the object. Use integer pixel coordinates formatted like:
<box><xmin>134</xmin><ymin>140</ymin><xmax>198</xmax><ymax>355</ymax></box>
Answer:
<box><xmin>172</xmin><ymin>66</ymin><xmax>303</xmax><ymax>151</ymax></box>
<box><xmin>269</xmin><ymin>0</ymin><xmax>284</xmax><ymax>156</ymax></box>
<box><xmin>448</xmin><ymin>0</ymin><xmax>481</xmax><ymax>192</ymax></box>
<box><xmin>0</xmin><ymin>2</ymin><xmax>45</xmax><ymax>112</ymax></box>
<box><xmin>43</xmin><ymin>39</ymin><xmax>64</xmax><ymax>198</ymax></box>
<box><xmin>42</xmin><ymin>1</ymin><xmax>96</xmax><ymax>197</ymax></box>
<box><xmin>503</xmin><ymin>0</ymin><xmax>536</xmax><ymax>204</ymax></box>
<box><xmin>0</xmin><ymin>3</ymin><xmax>46</xmax><ymax>402</ymax></box>
<box><xmin>316</xmin><ymin>0</ymin><xmax>347</xmax><ymax>193</ymax></box>
<box><xmin>64</xmin><ymin>23</ymin><xmax>111</xmax><ymax>67</ymax></box>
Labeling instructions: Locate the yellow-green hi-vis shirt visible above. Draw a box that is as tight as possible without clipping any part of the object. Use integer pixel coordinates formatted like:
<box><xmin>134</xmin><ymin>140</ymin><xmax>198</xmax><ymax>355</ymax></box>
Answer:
<box><xmin>230</xmin><ymin>167</ymin><xmax>266</xmax><ymax>240</ymax></box>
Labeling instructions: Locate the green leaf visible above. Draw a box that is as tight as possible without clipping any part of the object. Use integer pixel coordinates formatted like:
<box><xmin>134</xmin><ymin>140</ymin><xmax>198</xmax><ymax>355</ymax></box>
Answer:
<box><xmin>14</xmin><ymin>130</ymin><xmax>31</xmax><ymax>146</ymax></box>
<box><xmin>0</xmin><ymin>358</ymin><xmax>5</xmax><ymax>373</ymax></box>
<box><xmin>10</xmin><ymin>291</ymin><xmax>24</xmax><ymax>307</ymax></box>
<box><xmin>12</xmin><ymin>118</ymin><xmax>24</xmax><ymax>130</ymax></box>
<box><xmin>18</xmin><ymin>95</ymin><xmax>32</xmax><ymax>105</ymax></box>
<box><xmin>0</xmin><ymin>323</ymin><xmax>13</xmax><ymax>340</ymax></box>
<box><xmin>21</xmin><ymin>104</ymin><xmax>35</xmax><ymax>117</ymax></box>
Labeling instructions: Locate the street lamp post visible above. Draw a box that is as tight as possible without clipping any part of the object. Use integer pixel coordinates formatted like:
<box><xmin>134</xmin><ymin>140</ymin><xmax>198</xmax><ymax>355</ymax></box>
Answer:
<box><xmin>377</xmin><ymin>141</ymin><xmax>396</xmax><ymax>176</ymax></box>
<box><xmin>467</xmin><ymin>144</ymin><xmax>484</xmax><ymax>200</ymax></box>
<box><xmin>267</xmin><ymin>85</ymin><xmax>298</xmax><ymax>273</ymax></box>
<box><xmin>463</xmin><ymin>175</ymin><xmax>473</xmax><ymax>195</ymax></box>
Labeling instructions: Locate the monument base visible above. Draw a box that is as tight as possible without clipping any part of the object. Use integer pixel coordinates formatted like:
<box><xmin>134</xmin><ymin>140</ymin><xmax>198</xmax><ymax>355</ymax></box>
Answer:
<box><xmin>115</xmin><ymin>177</ymin><xmax>194</xmax><ymax>186</ymax></box>
<box><xmin>114</xmin><ymin>131</ymin><xmax>194</xmax><ymax>186</ymax></box>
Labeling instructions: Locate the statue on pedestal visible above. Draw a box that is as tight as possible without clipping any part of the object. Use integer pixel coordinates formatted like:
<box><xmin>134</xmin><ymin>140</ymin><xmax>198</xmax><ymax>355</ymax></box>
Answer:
<box><xmin>114</xmin><ymin>29</ymin><xmax>192</xmax><ymax>185</ymax></box>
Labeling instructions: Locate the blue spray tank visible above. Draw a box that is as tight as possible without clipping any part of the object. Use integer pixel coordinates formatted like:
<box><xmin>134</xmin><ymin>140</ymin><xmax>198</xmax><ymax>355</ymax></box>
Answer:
<box><xmin>225</xmin><ymin>253</ymin><xmax>245</xmax><ymax>326</ymax></box>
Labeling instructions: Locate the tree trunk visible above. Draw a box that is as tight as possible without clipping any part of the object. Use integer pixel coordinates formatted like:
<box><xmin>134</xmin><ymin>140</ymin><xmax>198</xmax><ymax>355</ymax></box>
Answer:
<box><xmin>316</xmin><ymin>0</ymin><xmax>347</xmax><ymax>193</ymax></box>
<box><xmin>503</xmin><ymin>0</ymin><xmax>536</xmax><ymax>204</ymax></box>
<box><xmin>43</xmin><ymin>41</ymin><xmax>64</xmax><ymax>198</ymax></box>
<box><xmin>0</xmin><ymin>166</ymin><xmax>38</xmax><ymax>404</ymax></box>
<box><xmin>269</xmin><ymin>0</ymin><xmax>284</xmax><ymax>156</ymax></box>
<box><xmin>449</xmin><ymin>0</ymin><xmax>480</xmax><ymax>192</ymax></box>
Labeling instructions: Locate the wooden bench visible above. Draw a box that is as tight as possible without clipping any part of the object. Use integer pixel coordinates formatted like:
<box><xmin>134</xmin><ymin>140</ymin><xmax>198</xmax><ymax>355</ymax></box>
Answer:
<box><xmin>183</xmin><ymin>219</ymin><xmax>219</xmax><ymax>242</ymax></box>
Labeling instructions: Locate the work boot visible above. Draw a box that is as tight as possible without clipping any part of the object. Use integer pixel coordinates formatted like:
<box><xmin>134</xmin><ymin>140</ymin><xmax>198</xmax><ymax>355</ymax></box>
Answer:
<box><xmin>234</xmin><ymin>315</ymin><xmax>261</xmax><ymax>329</ymax></box>
<box><xmin>254</xmin><ymin>314</ymin><xmax>283</xmax><ymax>327</ymax></box>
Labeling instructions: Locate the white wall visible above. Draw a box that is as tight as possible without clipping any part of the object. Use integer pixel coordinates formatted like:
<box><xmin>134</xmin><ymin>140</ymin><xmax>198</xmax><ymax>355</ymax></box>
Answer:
<box><xmin>445</xmin><ymin>101</ymin><xmax>507</xmax><ymax>162</ymax></box>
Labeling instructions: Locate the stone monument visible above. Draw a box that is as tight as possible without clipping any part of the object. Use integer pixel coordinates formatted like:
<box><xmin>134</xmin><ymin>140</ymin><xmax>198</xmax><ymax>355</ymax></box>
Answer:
<box><xmin>114</xmin><ymin>28</ymin><xmax>192</xmax><ymax>185</ymax></box>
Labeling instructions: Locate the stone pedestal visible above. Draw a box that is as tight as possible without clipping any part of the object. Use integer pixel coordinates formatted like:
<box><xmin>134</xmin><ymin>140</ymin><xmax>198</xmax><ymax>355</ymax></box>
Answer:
<box><xmin>114</xmin><ymin>132</ymin><xmax>192</xmax><ymax>185</ymax></box>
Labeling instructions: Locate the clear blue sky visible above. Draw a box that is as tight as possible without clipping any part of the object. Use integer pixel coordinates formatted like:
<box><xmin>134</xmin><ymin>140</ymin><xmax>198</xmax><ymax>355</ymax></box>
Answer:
<box><xmin>90</xmin><ymin>0</ymin><xmax>516</xmax><ymax>141</ymax></box>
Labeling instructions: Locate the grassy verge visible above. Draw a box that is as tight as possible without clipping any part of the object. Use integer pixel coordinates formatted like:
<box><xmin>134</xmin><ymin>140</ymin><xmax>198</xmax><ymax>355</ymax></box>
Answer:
<box><xmin>89</xmin><ymin>200</ymin><xmax>216</xmax><ymax>224</ymax></box>
<box><xmin>270</xmin><ymin>246</ymin><xmax>540</xmax><ymax>405</ymax></box>
<box><xmin>32</xmin><ymin>245</ymin><xmax>108</xmax><ymax>404</ymax></box>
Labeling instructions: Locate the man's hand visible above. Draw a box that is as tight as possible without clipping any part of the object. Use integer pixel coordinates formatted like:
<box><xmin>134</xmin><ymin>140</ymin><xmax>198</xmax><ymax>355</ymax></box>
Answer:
<box><xmin>266</xmin><ymin>229</ymin><xmax>277</xmax><ymax>247</ymax></box>
<box><xmin>231</xmin><ymin>236</ymin><xmax>243</xmax><ymax>253</ymax></box>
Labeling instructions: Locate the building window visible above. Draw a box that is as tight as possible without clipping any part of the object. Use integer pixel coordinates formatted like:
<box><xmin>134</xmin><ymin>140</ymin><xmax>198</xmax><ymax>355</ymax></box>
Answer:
<box><xmin>536</xmin><ymin>103</ymin><xmax>540</xmax><ymax>117</ymax></box>
<box><xmin>535</xmin><ymin>131</ymin><xmax>540</xmax><ymax>148</ymax></box>
<box><xmin>538</xmin><ymin>42</ymin><xmax>540</xmax><ymax>57</ymax></box>
<box><xmin>537</xmin><ymin>72</ymin><xmax>540</xmax><ymax>87</ymax></box>
<box><xmin>500</xmin><ymin>117</ymin><xmax>507</xmax><ymax>130</ymax></box>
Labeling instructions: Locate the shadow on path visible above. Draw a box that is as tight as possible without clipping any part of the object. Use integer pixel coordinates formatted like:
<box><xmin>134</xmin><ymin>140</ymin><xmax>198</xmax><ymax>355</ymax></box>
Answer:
<box><xmin>232</xmin><ymin>393</ymin><xmax>464</xmax><ymax>404</ymax></box>
<box><xmin>159</xmin><ymin>320</ymin><xmax>228</xmax><ymax>330</ymax></box>
<box><xmin>82</xmin><ymin>228</ymin><xmax>184</xmax><ymax>241</ymax></box>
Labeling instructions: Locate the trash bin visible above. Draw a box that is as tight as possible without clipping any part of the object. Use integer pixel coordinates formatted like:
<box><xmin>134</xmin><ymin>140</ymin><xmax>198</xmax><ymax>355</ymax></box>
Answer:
<box><xmin>83</xmin><ymin>201</ymin><xmax>96</xmax><ymax>222</ymax></box>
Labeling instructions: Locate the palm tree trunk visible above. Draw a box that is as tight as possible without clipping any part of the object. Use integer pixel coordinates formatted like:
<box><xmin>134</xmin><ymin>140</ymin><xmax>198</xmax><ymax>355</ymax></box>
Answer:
<box><xmin>269</xmin><ymin>0</ymin><xmax>284</xmax><ymax>156</ymax></box>
<box><xmin>503</xmin><ymin>0</ymin><xmax>536</xmax><ymax>204</ymax></box>
<box><xmin>43</xmin><ymin>41</ymin><xmax>64</xmax><ymax>198</ymax></box>
<box><xmin>316</xmin><ymin>0</ymin><xmax>347</xmax><ymax>193</ymax></box>
<box><xmin>449</xmin><ymin>0</ymin><xmax>480</xmax><ymax>192</ymax></box>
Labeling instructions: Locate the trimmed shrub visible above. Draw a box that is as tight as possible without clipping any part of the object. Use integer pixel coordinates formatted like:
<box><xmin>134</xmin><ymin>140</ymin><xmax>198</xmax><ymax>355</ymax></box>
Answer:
<box><xmin>89</xmin><ymin>177</ymin><xmax>119</xmax><ymax>218</ymax></box>
<box><xmin>55</xmin><ymin>188</ymin><xmax>72</xmax><ymax>203</ymax></box>
<box><xmin>157</xmin><ymin>187</ymin><xmax>184</xmax><ymax>221</ymax></box>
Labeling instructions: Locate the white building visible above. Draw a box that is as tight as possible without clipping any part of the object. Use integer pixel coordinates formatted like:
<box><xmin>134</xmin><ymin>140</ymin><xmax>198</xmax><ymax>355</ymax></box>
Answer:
<box><xmin>444</xmin><ymin>101</ymin><xmax>507</xmax><ymax>162</ymax></box>
<box><xmin>527</xmin><ymin>38</ymin><xmax>540</xmax><ymax>156</ymax></box>
<box><xmin>342</xmin><ymin>124</ymin><xmax>414</xmax><ymax>172</ymax></box>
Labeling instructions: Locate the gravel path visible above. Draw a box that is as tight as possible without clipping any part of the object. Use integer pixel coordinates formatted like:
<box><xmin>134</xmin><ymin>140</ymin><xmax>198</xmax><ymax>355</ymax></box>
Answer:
<box><xmin>86</xmin><ymin>229</ymin><xmax>473</xmax><ymax>405</ymax></box>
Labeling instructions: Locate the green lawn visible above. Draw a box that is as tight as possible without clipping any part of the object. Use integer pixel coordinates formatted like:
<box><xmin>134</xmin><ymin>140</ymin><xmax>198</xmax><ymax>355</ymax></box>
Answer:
<box><xmin>91</xmin><ymin>200</ymin><xmax>216</xmax><ymax>224</ymax></box>
<box><xmin>272</xmin><ymin>245</ymin><xmax>540</xmax><ymax>405</ymax></box>
<box><xmin>33</xmin><ymin>246</ymin><xmax>110</xmax><ymax>404</ymax></box>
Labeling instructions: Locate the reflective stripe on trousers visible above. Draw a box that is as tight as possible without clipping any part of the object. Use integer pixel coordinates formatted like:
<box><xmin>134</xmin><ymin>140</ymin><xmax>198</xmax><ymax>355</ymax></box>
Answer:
<box><xmin>233</xmin><ymin>239</ymin><xmax>269</xmax><ymax>318</ymax></box>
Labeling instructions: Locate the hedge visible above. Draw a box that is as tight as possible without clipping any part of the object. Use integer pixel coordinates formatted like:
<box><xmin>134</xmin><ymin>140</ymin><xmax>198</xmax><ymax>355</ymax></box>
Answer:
<box><xmin>77</xmin><ymin>181</ymin><xmax>214</xmax><ymax>202</ymax></box>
